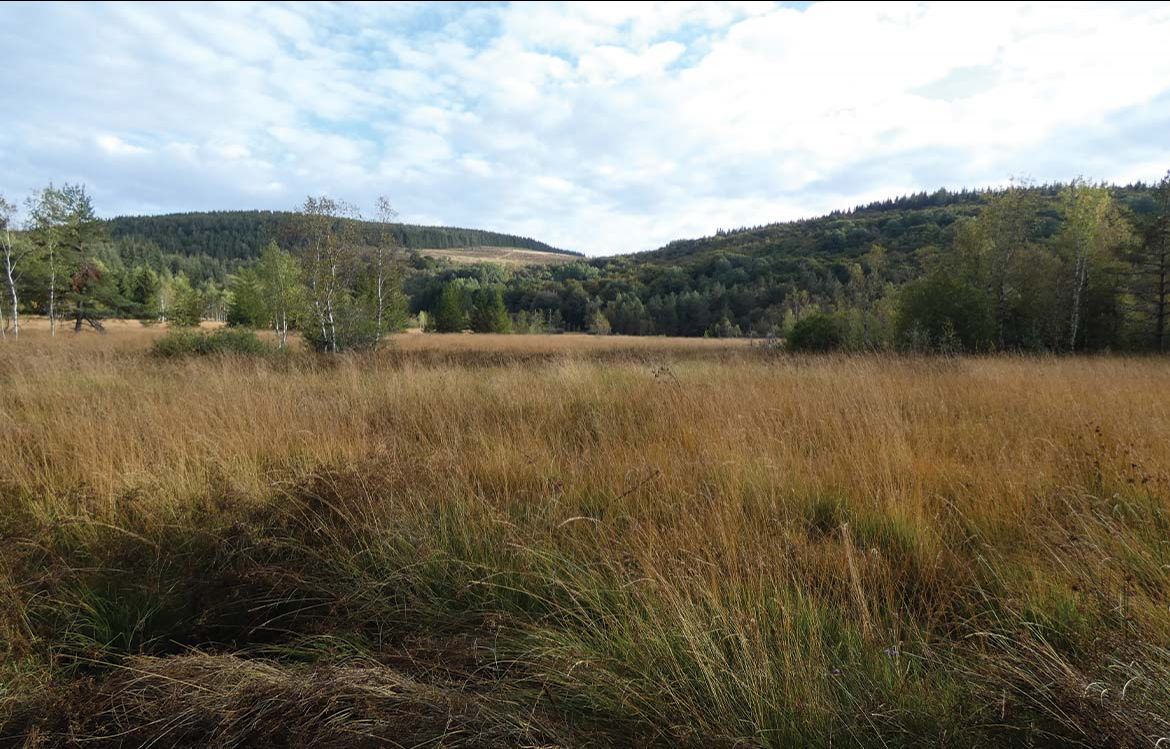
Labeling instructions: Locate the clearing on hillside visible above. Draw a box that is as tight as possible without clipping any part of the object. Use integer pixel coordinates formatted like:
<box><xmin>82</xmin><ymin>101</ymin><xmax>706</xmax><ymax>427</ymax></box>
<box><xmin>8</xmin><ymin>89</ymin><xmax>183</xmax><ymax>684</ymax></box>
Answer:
<box><xmin>418</xmin><ymin>245</ymin><xmax>581</xmax><ymax>265</ymax></box>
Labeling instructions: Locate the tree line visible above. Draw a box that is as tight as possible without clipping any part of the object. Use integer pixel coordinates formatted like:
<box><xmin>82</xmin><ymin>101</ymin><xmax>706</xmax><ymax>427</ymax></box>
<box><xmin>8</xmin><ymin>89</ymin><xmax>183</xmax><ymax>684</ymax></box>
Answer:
<box><xmin>3</xmin><ymin>173</ymin><xmax>1168</xmax><ymax>352</ymax></box>
<box><xmin>0</xmin><ymin>187</ymin><xmax>413</xmax><ymax>351</ymax></box>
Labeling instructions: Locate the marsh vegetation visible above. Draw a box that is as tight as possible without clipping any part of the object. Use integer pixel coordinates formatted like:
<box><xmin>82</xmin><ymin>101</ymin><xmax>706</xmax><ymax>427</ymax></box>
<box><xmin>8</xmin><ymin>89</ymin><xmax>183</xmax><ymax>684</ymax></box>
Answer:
<box><xmin>2</xmin><ymin>325</ymin><xmax>1168</xmax><ymax>747</ymax></box>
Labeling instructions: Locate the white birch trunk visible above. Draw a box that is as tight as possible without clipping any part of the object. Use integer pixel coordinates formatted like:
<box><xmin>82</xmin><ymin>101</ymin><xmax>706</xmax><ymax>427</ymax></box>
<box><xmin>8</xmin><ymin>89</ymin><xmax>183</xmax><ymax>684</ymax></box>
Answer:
<box><xmin>47</xmin><ymin>242</ymin><xmax>56</xmax><ymax>336</ymax></box>
<box><xmin>1069</xmin><ymin>242</ymin><xmax>1088</xmax><ymax>351</ymax></box>
<box><xmin>3</xmin><ymin>228</ymin><xmax>18</xmax><ymax>339</ymax></box>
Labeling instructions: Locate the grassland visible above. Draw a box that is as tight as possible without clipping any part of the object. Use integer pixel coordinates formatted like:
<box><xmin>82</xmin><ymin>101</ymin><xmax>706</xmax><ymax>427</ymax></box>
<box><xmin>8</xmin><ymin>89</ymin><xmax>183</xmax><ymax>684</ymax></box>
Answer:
<box><xmin>2</xmin><ymin>323</ymin><xmax>1169</xmax><ymax>747</ymax></box>
<box><xmin>418</xmin><ymin>245</ymin><xmax>580</xmax><ymax>266</ymax></box>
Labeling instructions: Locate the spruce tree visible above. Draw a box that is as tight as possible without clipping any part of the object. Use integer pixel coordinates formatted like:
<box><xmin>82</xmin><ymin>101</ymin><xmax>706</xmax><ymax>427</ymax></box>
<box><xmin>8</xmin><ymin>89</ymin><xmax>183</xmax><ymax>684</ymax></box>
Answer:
<box><xmin>432</xmin><ymin>282</ymin><xmax>467</xmax><ymax>333</ymax></box>
<box><xmin>470</xmin><ymin>287</ymin><xmax>510</xmax><ymax>333</ymax></box>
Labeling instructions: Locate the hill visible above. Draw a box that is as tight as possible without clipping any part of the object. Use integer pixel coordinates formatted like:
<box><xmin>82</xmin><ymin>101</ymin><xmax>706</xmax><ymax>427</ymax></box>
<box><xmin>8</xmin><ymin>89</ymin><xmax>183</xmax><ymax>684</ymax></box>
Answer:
<box><xmin>629</xmin><ymin>183</ymin><xmax>1160</xmax><ymax>266</ymax></box>
<box><xmin>104</xmin><ymin>210</ymin><xmax>579</xmax><ymax>262</ymax></box>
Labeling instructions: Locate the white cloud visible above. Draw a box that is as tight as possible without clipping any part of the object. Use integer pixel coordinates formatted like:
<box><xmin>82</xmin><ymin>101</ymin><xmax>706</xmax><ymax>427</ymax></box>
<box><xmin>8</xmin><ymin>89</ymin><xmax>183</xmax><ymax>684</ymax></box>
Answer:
<box><xmin>96</xmin><ymin>135</ymin><xmax>148</xmax><ymax>157</ymax></box>
<box><xmin>1</xmin><ymin>1</ymin><xmax>1169</xmax><ymax>254</ymax></box>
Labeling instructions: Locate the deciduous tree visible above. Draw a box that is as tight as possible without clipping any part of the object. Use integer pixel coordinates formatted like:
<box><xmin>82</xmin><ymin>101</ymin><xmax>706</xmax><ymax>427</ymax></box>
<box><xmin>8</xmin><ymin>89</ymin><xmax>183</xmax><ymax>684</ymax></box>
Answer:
<box><xmin>1059</xmin><ymin>180</ymin><xmax>1131</xmax><ymax>351</ymax></box>
<box><xmin>256</xmin><ymin>241</ymin><xmax>304</xmax><ymax>349</ymax></box>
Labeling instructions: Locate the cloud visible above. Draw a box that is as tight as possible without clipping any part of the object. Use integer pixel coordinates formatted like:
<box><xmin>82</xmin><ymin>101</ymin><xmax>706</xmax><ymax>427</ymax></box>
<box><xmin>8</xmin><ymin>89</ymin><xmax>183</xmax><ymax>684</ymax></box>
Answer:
<box><xmin>96</xmin><ymin>135</ymin><xmax>149</xmax><ymax>157</ymax></box>
<box><xmin>1</xmin><ymin>1</ymin><xmax>1168</xmax><ymax>254</ymax></box>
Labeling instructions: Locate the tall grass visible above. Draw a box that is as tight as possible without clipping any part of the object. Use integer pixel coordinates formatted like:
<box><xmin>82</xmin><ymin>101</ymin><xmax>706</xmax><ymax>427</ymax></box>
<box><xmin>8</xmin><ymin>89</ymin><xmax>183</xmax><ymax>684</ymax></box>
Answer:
<box><xmin>2</xmin><ymin>328</ymin><xmax>1169</xmax><ymax>746</ymax></box>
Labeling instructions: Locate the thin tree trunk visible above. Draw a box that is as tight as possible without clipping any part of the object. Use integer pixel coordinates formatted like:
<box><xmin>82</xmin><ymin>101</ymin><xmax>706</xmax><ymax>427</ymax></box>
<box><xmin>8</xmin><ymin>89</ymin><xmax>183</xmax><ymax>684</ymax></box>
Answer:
<box><xmin>5</xmin><ymin>260</ymin><xmax>17</xmax><ymax>339</ymax></box>
<box><xmin>3</xmin><ymin>230</ymin><xmax>18</xmax><ymax>339</ymax></box>
<box><xmin>327</xmin><ymin>261</ymin><xmax>338</xmax><ymax>353</ymax></box>
<box><xmin>996</xmin><ymin>279</ymin><xmax>1008</xmax><ymax>350</ymax></box>
<box><xmin>326</xmin><ymin>299</ymin><xmax>336</xmax><ymax>353</ymax></box>
<box><xmin>1069</xmin><ymin>248</ymin><xmax>1088</xmax><ymax>351</ymax></box>
<box><xmin>376</xmin><ymin>263</ymin><xmax>384</xmax><ymax>340</ymax></box>
<box><xmin>48</xmin><ymin>242</ymin><xmax>56</xmax><ymax>336</ymax></box>
<box><xmin>1156</xmin><ymin>242</ymin><xmax>1168</xmax><ymax>352</ymax></box>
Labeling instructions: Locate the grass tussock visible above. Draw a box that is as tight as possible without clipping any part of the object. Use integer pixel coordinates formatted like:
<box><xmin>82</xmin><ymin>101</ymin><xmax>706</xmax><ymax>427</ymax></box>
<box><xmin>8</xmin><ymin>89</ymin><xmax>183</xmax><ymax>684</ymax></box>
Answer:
<box><xmin>2</xmin><ymin>326</ymin><xmax>1170</xmax><ymax>747</ymax></box>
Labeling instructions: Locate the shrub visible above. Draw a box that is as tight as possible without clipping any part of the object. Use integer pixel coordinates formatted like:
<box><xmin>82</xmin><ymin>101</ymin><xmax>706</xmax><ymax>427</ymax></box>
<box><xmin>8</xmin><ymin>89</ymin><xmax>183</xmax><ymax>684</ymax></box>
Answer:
<box><xmin>787</xmin><ymin>313</ymin><xmax>844</xmax><ymax>352</ymax></box>
<box><xmin>152</xmin><ymin>329</ymin><xmax>271</xmax><ymax>358</ymax></box>
<box><xmin>705</xmin><ymin>316</ymin><xmax>742</xmax><ymax>338</ymax></box>
<box><xmin>300</xmin><ymin>298</ymin><xmax>382</xmax><ymax>353</ymax></box>
<box><xmin>897</xmin><ymin>272</ymin><xmax>994</xmax><ymax>352</ymax></box>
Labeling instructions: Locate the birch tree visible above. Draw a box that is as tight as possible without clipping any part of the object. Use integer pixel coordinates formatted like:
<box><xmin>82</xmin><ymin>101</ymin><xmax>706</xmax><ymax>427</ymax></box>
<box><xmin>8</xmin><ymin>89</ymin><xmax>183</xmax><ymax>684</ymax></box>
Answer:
<box><xmin>26</xmin><ymin>185</ymin><xmax>65</xmax><ymax>335</ymax></box>
<box><xmin>1059</xmin><ymin>179</ymin><xmax>1131</xmax><ymax>351</ymax></box>
<box><xmin>372</xmin><ymin>196</ymin><xmax>401</xmax><ymax>344</ymax></box>
<box><xmin>26</xmin><ymin>183</ymin><xmax>99</xmax><ymax>335</ymax></box>
<box><xmin>1</xmin><ymin>196</ymin><xmax>22</xmax><ymax>338</ymax></box>
<box><xmin>257</xmin><ymin>240</ymin><xmax>304</xmax><ymax>350</ymax></box>
<box><xmin>292</xmin><ymin>196</ymin><xmax>359</xmax><ymax>353</ymax></box>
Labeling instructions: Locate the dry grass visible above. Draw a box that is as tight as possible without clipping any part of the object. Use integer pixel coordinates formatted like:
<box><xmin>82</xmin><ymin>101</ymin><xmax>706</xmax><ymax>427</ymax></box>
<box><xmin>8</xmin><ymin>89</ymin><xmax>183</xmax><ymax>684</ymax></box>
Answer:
<box><xmin>2</xmin><ymin>326</ymin><xmax>1169</xmax><ymax>747</ymax></box>
<box><xmin>418</xmin><ymin>246</ymin><xmax>580</xmax><ymax>266</ymax></box>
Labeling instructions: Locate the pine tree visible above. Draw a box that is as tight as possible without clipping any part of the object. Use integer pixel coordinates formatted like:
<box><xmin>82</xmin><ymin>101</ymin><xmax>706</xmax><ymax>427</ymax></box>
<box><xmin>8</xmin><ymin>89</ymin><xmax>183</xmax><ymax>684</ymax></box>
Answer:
<box><xmin>432</xmin><ymin>283</ymin><xmax>467</xmax><ymax>333</ymax></box>
<box><xmin>169</xmin><ymin>275</ymin><xmax>204</xmax><ymax>327</ymax></box>
<box><xmin>469</xmin><ymin>287</ymin><xmax>510</xmax><ymax>333</ymax></box>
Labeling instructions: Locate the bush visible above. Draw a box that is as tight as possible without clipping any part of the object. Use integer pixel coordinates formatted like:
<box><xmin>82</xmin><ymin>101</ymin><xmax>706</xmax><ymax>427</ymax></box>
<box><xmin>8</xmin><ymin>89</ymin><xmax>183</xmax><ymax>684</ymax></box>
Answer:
<box><xmin>787</xmin><ymin>313</ymin><xmax>844</xmax><ymax>352</ymax></box>
<box><xmin>300</xmin><ymin>298</ymin><xmax>382</xmax><ymax>353</ymax></box>
<box><xmin>705</xmin><ymin>316</ymin><xmax>742</xmax><ymax>338</ymax></box>
<box><xmin>152</xmin><ymin>329</ymin><xmax>272</xmax><ymax>358</ymax></box>
<box><xmin>896</xmin><ymin>273</ymin><xmax>994</xmax><ymax>352</ymax></box>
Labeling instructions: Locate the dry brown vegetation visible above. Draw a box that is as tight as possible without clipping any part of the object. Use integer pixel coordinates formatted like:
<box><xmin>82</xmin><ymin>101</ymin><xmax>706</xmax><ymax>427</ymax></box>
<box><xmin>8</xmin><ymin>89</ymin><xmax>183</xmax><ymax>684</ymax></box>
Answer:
<box><xmin>2</xmin><ymin>325</ymin><xmax>1169</xmax><ymax>747</ymax></box>
<box><xmin>418</xmin><ymin>245</ymin><xmax>580</xmax><ymax>266</ymax></box>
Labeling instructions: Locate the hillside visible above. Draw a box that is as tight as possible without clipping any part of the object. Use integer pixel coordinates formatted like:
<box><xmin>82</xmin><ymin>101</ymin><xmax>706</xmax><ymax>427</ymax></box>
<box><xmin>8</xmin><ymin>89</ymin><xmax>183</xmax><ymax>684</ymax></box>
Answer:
<box><xmin>105</xmin><ymin>210</ymin><xmax>578</xmax><ymax>261</ymax></box>
<box><xmin>630</xmin><ymin>184</ymin><xmax>1160</xmax><ymax>267</ymax></box>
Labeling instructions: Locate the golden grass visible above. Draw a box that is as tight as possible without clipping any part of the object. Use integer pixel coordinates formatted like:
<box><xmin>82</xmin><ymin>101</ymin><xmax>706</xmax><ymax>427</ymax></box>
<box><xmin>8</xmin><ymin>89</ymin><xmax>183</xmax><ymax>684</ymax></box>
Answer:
<box><xmin>418</xmin><ymin>245</ymin><xmax>580</xmax><ymax>265</ymax></box>
<box><xmin>2</xmin><ymin>326</ymin><xmax>1169</xmax><ymax>747</ymax></box>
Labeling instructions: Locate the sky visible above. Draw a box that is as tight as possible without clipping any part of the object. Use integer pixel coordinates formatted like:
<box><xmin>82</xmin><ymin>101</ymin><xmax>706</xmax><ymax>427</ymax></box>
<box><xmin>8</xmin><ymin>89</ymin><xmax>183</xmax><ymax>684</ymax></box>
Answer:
<box><xmin>1</xmin><ymin>1</ymin><xmax>1169</xmax><ymax>255</ymax></box>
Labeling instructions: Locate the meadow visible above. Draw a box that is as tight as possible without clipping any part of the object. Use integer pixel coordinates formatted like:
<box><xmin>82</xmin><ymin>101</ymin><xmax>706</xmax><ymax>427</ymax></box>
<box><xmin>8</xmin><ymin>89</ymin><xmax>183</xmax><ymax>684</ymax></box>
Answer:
<box><xmin>2</xmin><ymin>322</ymin><xmax>1169</xmax><ymax>747</ymax></box>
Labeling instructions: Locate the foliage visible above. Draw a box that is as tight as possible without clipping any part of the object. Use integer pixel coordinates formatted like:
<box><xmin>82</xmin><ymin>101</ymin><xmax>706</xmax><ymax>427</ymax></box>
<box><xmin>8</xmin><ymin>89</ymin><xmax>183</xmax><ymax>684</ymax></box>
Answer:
<box><xmin>897</xmin><ymin>271</ymin><xmax>995</xmax><ymax>352</ymax></box>
<box><xmin>431</xmin><ymin>282</ymin><xmax>468</xmax><ymax>333</ymax></box>
<box><xmin>5</xmin><ymin>179</ymin><xmax>1170</xmax><ymax>352</ymax></box>
<box><xmin>226</xmin><ymin>267</ymin><xmax>267</xmax><ymax>328</ymax></box>
<box><xmin>123</xmin><ymin>265</ymin><xmax>162</xmax><ymax>320</ymax></box>
<box><xmin>168</xmin><ymin>275</ymin><xmax>205</xmax><ymax>328</ymax></box>
<box><xmin>587</xmin><ymin>309</ymin><xmax>611</xmax><ymax>335</ymax></box>
<box><xmin>151</xmin><ymin>328</ymin><xmax>271</xmax><ymax>357</ymax></box>
<box><xmin>105</xmin><ymin>210</ymin><xmax>576</xmax><ymax>261</ymax></box>
<box><xmin>299</xmin><ymin>295</ymin><xmax>382</xmax><ymax>353</ymax></box>
<box><xmin>468</xmin><ymin>287</ymin><xmax>511</xmax><ymax>333</ymax></box>
<box><xmin>787</xmin><ymin>312</ymin><xmax>844</xmax><ymax>352</ymax></box>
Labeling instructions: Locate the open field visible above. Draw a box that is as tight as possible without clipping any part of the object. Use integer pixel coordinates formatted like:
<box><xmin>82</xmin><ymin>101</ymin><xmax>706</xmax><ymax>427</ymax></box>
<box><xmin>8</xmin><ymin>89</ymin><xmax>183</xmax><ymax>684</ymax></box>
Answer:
<box><xmin>418</xmin><ymin>246</ymin><xmax>581</xmax><ymax>266</ymax></box>
<box><xmin>2</xmin><ymin>328</ymin><xmax>1170</xmax><ymax>747</ymax></box>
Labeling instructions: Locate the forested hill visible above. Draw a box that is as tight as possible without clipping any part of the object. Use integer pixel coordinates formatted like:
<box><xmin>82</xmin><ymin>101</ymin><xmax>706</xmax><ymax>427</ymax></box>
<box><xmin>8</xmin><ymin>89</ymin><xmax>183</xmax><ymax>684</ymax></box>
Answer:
<box><xmin>632</xmin><ymin>184</ymin><xmax>1160</xmax><ymax>267</ymax></box>
<box><xmin>104</xmin><ymin>211</ymin><xmax>577</xmax><ymax>261</ymax></box>
<box><xmin>563</xmin><ymin>179</ymin><xmax>1167</xmax><ymax>349</ymax></box>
